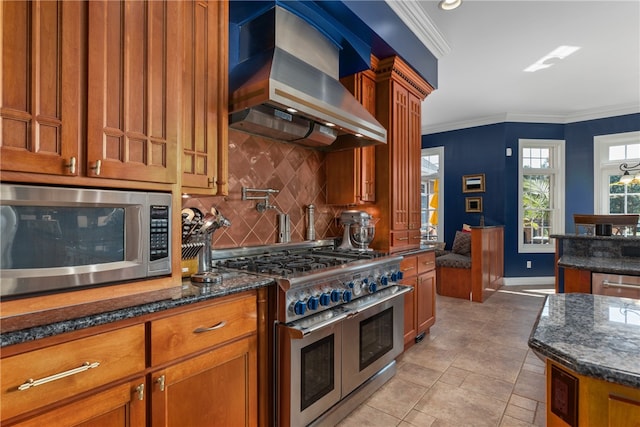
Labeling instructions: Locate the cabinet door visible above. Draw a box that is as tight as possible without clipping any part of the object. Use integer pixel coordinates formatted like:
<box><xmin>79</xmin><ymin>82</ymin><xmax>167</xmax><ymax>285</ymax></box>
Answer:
<box><xmin>359</xmin><ymin>73</ymin><xmax>377</xmax><ymax>203</ymax></box>
<box><xmin>391</xmin><ymin>81</ymin><xmax>410</xmax><ymax>232</ymax></box>
<box><xmin>1</xmin><ymin>0</ymin><xmax>82</xmax><ymax>176</ymax></box>
<box><xmin>181</xmin><ymin>0</ymin><xmax>228</xmax><ymax>195</ymax></box>
<box><xmin>402</xmin><ymin>281</ymin><xmax>417</xmax><ymax>349</ymax></box>
<box><xmin>408</xmin><ymin>92</ymin><xmax>422</xmax><ymax>231</ymax></box>
<box><xmin>151</xmin><ymin>335</ymin><xmax>258</xmax><ymax>427</ymax></box>
<box><xmin>417</xmin><ymin>269</ymin><xmax>436</xmax><ymax>333</ymax></box>
<box><xmin>87</xmin><ymin>0</ymin><xmax>179</xmax><ymax>183</ymax></box>
<box><xmin>9</xmin><ymin>378</ymin><xmax>146</xmax><ymax>427</ymax></box>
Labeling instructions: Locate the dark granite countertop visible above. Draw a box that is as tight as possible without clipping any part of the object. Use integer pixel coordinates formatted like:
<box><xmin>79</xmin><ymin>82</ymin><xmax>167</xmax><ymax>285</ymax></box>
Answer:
<box><xmin>1</xmin><ymin>270</ymin><xmax>274</xmax><ymax>348</ymax></box>
<box><xmin>558</xmin><ymin>255</ymin><xmax>640</xmax><ymax>276</ymax></box>
<box><xmin>529</xmin><ymin>293</ymin><xmax>640</xmax><ymax>388</ymax></box>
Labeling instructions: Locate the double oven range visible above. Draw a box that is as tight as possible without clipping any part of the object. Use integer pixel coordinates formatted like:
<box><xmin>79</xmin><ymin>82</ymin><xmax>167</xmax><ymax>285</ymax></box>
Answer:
<box><xmin>212</xmin><ymin>241</ymin><xmax>411</xmax><ymax>426</ymax></box>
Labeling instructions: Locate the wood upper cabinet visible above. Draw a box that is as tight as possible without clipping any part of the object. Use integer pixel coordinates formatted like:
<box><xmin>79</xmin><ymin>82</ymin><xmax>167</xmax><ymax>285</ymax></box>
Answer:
<box><xmin>0</xmin><ymin>0</ymin><xmax>83</xmax><ymax>176</ymax></box>
<box><xmin>181</xmin><ymin>0</ymin><xmax>228</xmax><ymax>195</ymax></box>
<box><xmin>87</xmin><ymin>0</ymin><xmax>180</xmax><ymax>183</ymax></box>
<box><xmin>373</xmin><ymin>56</ymin><xmax>433</xmax><ymax>253</ymax></box>
<box><xmin>326</xmin><ymin>61</ymin><xmax>377</xmax><ymax>205</ymax></box>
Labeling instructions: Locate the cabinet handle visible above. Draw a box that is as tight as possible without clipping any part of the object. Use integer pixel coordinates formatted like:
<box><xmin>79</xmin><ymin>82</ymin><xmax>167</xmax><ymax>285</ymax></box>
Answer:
<box><xmin>136</xmin><ymin>383</ymin><xmax>145</xmax><ymax>401</ymax></box>
<box><xmin>602</xmin><ymin>280</ymin><xmax>640</xmax><ymax>290</ymax></box>
<box><xmin>65</xmin><ymin>157</ymin><xmax>77</xmax><ymax>174</ymax></box>
<box><xmin>156</xmin><ymin>375</ymin><xmax>165</xmax><ymax>392</ymax></box>
<box><xmin>90</xmin><ymin>159</ymin><xmax>102</xmax><ymax>176</ymax></box>
<box><xmin>17</xmin><ymin>361</ymin><xmax>100</xmax><ymax>391</ymax></box>
<box><xmin>397</xmin><ymin>237</ymin><xmax>409</xmax><ymax>241</ymax></box>
<box><xmin>402</xmin><ymin>266</ymin><xmax>415</xmax><ymax>272</ymax></box>
<box><xmin>207</xmin><ymin>177</ymin><xmax>215</xmax><ymax>188</ymax></box>
<box><xmin>193</xmin><ymin>321</ymin><xmax>227</xmax><ymax>334</ymax></box>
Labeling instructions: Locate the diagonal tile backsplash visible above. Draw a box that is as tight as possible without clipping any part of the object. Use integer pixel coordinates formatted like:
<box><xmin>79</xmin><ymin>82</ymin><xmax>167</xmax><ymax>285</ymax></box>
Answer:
<box><xmin>182</xmin><ymin>130</ymin><xmax>345</xmax><ymax>249</ymax></box>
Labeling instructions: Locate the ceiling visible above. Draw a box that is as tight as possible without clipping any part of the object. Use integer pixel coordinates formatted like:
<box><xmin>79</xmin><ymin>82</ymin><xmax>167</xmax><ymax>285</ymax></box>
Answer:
<box><xmin>391</xmin><ymin>1</ymin><xmax>640</xmax><ymax>135</ymax></box>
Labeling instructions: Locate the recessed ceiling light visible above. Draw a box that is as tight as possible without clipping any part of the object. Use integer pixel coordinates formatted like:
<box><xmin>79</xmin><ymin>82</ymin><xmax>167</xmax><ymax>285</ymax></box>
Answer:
<box><xmin>524</xmin><ymin>45</ymin><xmax>581</xmax><ymax>72</ymax></box>
<box><xmin>325</xmin><ymin>122</ymin><xmax>336</xmax><ymax>127</ymax></box>
<box><xmin>439</xmin><ymin>0</ymin><xmax>462</xmax><ymax>11</ymax></box>
<box><xmin>286</xmin><ymin>107</ymin><xmax>298</xmax><ymax>114</ymax></box>
<box><xmin>355</xmin><ymin>133</ymin><xmax>363</xmax><ymax>138</ymax></box>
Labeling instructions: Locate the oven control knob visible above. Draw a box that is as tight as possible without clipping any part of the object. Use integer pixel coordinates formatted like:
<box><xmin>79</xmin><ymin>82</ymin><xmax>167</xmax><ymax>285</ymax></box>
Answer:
<box><xmin>362</xmin><ymin>277</ymin><xmax>369</xmax><ymax>284</ymax></box>
<box><xmin>368</xmin><ymin>282</ymin><xmax>377</xmax><ymax>294</ymax></box>
<box><xmin>307</xmin><ymin>296</ymin><xmax>319</xmax><ymax>311</ymax></box>
<box><xmin>380</xmin><ymin>275</ymin><xmax>389</xmax><ymax>286</ymax></box>
<box><xmin>391</xmin><ymin>270</ymin><xmax>403</xmax><ymax>281</ymax></box>
<box><xmin>347</xmin><ymin>281</ymin><xmax>355</xmax><ymax>289</ymax></box>
<box><xmin>342</xmin><ymin>290</ymin><xmax>352</xmax><ymax>303</ymax></box>
<box><xmin>293</xmin><ymin>301</ymin><xmax>307</xmax><ymax>316</ymax></box>
<box><xmin>319</xmin><ymin>293</ymin><xmax>331</xmax><ymax>306</ymax></box>
<box><xmin>330</xmin><ymin>290</ymin><xmax>341</xmax><ymax>303</ymax></box>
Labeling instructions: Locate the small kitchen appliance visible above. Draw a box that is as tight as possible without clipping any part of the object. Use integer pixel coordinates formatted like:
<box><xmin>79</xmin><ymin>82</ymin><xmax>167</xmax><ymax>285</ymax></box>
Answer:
<box><xmin>337</xmin><ymin>210</ymin><xmax>377</xmax><ymax>251</ymax></box>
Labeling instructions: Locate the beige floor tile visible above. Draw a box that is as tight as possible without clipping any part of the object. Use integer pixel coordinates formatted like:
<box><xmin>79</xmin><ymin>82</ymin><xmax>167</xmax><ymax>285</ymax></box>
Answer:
<box><xmin>338</xmin><ymin>286</ymin><xmax>550</xmax><ymax>427</ymax></box>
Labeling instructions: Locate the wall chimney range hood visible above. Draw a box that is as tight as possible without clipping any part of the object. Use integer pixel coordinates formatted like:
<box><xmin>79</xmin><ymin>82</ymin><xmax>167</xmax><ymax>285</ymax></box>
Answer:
<box><xmin>229</xmin><ymin>6</ymin><xmax>387</xmax><ymax>151</ymax></box>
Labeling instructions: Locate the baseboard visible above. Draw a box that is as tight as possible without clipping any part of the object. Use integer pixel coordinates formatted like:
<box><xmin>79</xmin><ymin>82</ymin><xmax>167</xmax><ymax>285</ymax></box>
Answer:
<box><xmin>503</xmin><ymin>276</ymin><xmax>555</xmax><ymax>286</ymax></box>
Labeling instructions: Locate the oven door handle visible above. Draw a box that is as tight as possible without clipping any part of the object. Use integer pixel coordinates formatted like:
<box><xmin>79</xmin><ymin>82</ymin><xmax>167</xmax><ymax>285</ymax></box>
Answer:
<box><xmin>345</xmin><ymin>285</ymin><xmax>414</xmax><ymax>319</ymax></box>
<box><xmin>282</xmin><ymin>311</ymin><xmax>349</xmax><ymax>339</ymax></box>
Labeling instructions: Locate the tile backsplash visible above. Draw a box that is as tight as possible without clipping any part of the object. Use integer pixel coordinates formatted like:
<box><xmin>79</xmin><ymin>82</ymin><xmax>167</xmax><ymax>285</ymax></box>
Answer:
<box><xmin>182</xmin><ymin>130</ymin><xmax>345</xmax><ymax>249</ymax></box>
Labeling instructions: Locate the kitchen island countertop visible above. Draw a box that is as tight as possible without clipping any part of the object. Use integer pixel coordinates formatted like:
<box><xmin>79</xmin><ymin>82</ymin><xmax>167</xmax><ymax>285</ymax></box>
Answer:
<box><xmin>528</xmin><ymin>293</ymin><xmax>640</xmax><ymax>388</ymax></box>
<box><xmin>1</xmin><ymin>270</ymin><xmax>274</xmax><ymax>348</ymax></box>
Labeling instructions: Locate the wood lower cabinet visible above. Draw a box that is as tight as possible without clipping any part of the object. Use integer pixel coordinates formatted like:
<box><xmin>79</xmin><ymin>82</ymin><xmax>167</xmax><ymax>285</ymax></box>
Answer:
<box><xmin>401</xmin><ymin>251</ymin><xmax>436</xmax><ymax>351</ymax></box>
<box><xmin>0</xmin><ymin>324</ymin><xmax>146</xmax><ymax>425</ymax></box>
<box><xmin>562</xmin><ymin>267</ymin><xmax>592</xmax><ymax>293</ymax></box>
<box><xmin>327</xmin><ymin>60</ymin><xmax>377</xmax><ymax>205</ymax></box>
<box><xmin>1</xmin><ymin>0</ymin><xmax>83</xmax><ymax>177</ymax></box>
<box><xmin>149</xmin><ymin>292</ymin><xmax>258</xmax><ymax>427</ymax></box>
<box><xmin>547</xmin><ymin>360</ymin><xmax>640</xmax><ymax>427</ymax></box>
<box><xmin>373</xmin><ymin>56</ymin><xmax>433</xmax><ymax>253</ymax></box>
<box><xmin>181</xmin><ymin>0</ymin><xmax>228</xmax><ymax>195</ymax></box>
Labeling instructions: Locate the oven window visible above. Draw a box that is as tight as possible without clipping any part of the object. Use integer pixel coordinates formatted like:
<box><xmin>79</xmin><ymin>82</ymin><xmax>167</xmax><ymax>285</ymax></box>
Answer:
<box><xmin>1</xmin><ymin>206</ymin><xmax>125</xmax><ymax>269</ymax></box>
<box><xmin>300</xmin><ymin>334</ymin><xmax>335</xmax><ymax>411</ymax></box>
<box><xmin>360</xmin><ymin>307</ymin><xmax>394</xmax><ymax>371</ymax></box>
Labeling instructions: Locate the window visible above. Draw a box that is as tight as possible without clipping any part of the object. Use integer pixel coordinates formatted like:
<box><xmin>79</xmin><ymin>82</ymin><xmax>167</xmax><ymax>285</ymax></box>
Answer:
<box><xmin>518</xmin><ymin>139</ymin><xmax>565</xmax><ymax>253</ymax></box>
<box><xmin>594</xmin><ymin>131</ymin><xmax>640</xmax><ymax>218</ymax></box>
<box><xmin>421</xmin><ymin>147</ymin><xmax>444</xmax><ymax>243</ymax></box>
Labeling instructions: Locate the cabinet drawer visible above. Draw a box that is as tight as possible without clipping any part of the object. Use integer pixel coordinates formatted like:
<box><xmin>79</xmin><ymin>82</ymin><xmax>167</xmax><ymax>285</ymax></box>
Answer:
<box><xmin>400</xmin><ymin>256</ymin><xmax>418</xmax><ymax>279</ymax></box>
<box><xmin>392</xmin><ymin>231</ymin><xmax>410</xmax><ymax>247</ymax></box>
<box><xmin>417</xmin><ymin>252</ymin><xmax>436</xmax><ymax>275</ymax></box>
<box><xmin>150</xmin><ymin>292</ymin><xmax>257</xmax><ymax>366</ymax></box>
<box><xmin>592</xmin><ymin>273</ymin><xmax>640</xmax><ymax>299</ymax></box>
<box><xmin>1</xmin><ymin>324</ymin><xmax>145</xmax><ymax>421</ymax></box>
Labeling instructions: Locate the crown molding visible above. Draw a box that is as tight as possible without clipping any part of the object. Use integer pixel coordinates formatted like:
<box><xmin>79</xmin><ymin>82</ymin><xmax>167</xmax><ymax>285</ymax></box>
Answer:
<box><xmin>385</xmin><ymin>1</ymin><xmax>451</xmax><ymax>59</ymax></box>
<box><xmin>423</xmin><ymin>104</ymin><xmax>640</xmax><ymax>135</ymax></box>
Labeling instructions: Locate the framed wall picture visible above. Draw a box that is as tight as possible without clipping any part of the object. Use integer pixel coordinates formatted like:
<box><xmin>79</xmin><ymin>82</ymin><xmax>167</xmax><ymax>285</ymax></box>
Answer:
<box><xmin>462</xmin><ymin>174</ymin><xmax>485</xmax><ymax>193</ymax></box>
<box><xmin>465</xmin><ymin>196</ymin><xmax>483</xmax><ymax>213</ymax></box>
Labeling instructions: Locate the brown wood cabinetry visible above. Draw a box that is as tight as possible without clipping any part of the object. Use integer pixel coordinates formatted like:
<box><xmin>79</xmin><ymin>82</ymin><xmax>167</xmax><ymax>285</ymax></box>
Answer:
<box><xmin>372</xmin><ymin>56</ymin><xmax>433</xmax><ymax>253</ymax></box>
<box><xmin>1</xmin><ymin>324</ymin><xmax>146</xmax><ymax>425</ymax></box>
<box><xmin>1</xmin><ymin>0</ymin><xmax>83</xmax><ymax>177</ymax></box>
<box><xmin>181</xmin><ymin>0</ymin><xmax>228</xmax><ymax>195</ymax></box>
<box><xmin>547</xmin><ymin>360</ymin><xmax>640</xmax><ymax>427</ymax></box>
<box><xmin>149</xmin><ymin>292</ymin><xmax>258</xmax><ymax>427</ymax></box>
<box><xmin>87</xmin><ymin>0</ymin><xmax>180</xmax><ymax>183</ymax></box>
<box><xmin>326</xmin><ymin>59</ymin><xmax>377</xmax><ymax>205</ymax></box>
<box><xmin>1</xmin><ymin>291</ymin><xmax>258</xmax><ymax>427</ymax></box>
<box><xmin>401</xmin><ymin>251</ymin><xmax>436</xmax><ymax>351</ymax></box>
<box><xmin>562</xmin><ymin>267</ymin><xmax>592</xmax><ymax>293</ymax></box>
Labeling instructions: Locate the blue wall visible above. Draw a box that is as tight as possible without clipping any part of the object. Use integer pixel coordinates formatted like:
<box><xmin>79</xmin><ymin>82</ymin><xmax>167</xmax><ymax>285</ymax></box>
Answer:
<box><xmin>422</xmin><ymin>113</ymin><xmax>640</xmax><ymax>278</ymax></box>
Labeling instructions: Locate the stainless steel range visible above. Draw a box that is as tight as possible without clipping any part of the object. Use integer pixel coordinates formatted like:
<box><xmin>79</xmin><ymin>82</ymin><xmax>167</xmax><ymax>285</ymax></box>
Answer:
<box><xmin>212</xmin><ymin>240</ymin><xmax>411</xmax><ymax>427</ymax></box>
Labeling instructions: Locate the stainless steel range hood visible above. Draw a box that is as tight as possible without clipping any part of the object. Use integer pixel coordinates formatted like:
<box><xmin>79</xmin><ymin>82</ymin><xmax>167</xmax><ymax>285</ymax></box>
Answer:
<box><xmin>229</xmin><ymin>6</ymin><xmax>387</xmax><ymax>151</ymax></box>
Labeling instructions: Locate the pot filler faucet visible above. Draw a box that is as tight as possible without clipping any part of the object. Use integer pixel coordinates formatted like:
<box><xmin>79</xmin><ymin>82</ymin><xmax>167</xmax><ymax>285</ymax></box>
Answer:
<box><xmin>241</xmin><ymin>187</ymin><xmax>290</xmax><ymax>243</ymax></box>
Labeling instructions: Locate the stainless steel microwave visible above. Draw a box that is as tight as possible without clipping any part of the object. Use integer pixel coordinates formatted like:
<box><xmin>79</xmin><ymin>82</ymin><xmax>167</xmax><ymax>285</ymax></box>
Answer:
<box><xmin>0</xmin><ymin>184</ymin><xmax>172</xmax><ymax>298</ymax></box>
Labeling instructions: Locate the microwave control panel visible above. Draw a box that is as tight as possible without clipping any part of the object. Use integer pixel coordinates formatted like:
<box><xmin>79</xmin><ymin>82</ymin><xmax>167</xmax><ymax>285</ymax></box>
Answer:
<box><xmin>150</xmin><ymin>205</ymin><xmax>170</xmax><ymax>261</ymax></box>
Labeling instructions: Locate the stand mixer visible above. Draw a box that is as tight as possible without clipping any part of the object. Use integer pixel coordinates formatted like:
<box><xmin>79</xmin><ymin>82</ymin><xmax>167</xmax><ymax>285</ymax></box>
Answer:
<box><xmin>337</xmin><ymin>210</ymin><xmax>378</xmax><ymax>251</ymax></box>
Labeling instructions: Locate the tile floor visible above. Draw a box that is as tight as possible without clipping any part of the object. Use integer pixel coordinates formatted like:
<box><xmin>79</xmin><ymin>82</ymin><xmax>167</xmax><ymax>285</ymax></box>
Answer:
<box><xmin>337</xmin><ymin>285</ymin><xmax>553</xmax><ymax>427</ymax></box>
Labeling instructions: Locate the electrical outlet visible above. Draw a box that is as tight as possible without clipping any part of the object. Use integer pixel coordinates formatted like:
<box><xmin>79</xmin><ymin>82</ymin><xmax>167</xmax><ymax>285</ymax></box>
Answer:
<box><xmin>526</xmin><ymin>261</ymin><xmax>532</xmax><ymax>269</ymax></box>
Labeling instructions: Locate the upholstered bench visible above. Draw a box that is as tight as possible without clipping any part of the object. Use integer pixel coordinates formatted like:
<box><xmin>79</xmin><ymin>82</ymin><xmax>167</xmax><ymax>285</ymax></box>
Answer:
<box><xmin>435</xmin><ymin>226</ymin><xmax>504</xmax><ymax>302</ymax></box>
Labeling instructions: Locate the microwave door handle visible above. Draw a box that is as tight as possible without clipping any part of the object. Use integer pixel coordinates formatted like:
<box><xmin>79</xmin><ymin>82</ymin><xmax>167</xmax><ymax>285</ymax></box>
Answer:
<box><xmin>282</xmin><ymin>311</ymin><xmax>348</xmax><ymax>339</ymax></box>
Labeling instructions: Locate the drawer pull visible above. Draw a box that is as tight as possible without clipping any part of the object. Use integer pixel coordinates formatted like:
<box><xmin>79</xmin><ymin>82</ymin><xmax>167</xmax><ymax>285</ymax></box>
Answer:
<box><xmin>65</xmin><ymin>157</ymin><xmax>77</xmax><ymax>174</ymax></box>
<box><xmin>90</xmin><ymin>159</ymin><xmax>102</xmax><ymax>176</ymax></box>
<box><xmin>602</xmin><ymin>280</ymin><xmax>640</xmax><ymax>290</ymax></box>
<box><xmin>193</xmin><ymin>321</ymin><xmax>227</xmax><ymax>334</ymax></box>
<box><xmin>402</xmin><ymin>266</ymin><xmax>415</xmax><ymax>272</ymax></box>
<box><xmin>17</xmin><ymin>361</ymin><xmax>100</xmax><ymax>391</ymax></box>
<box><xmin>397</xmin><ymin>237</ymin><xmax>409</xmax><ymax>241</ymax></box>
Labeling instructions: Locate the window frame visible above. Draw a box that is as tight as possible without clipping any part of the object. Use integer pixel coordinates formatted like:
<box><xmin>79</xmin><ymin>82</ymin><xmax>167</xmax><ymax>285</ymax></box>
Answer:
<box><xmin>421</xmin><ymin>146</ymin><xmax>444</xmax><ymax>243</ymax></box>
<box><xmin>518</xmin><ymin>139</ymin><xmax>565</xmax><ymax>254</ymax></box>
<box><xmin>594</xmin><ymin>131</ymin><xmax>640</xmax><ymax>213</ymax></box>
